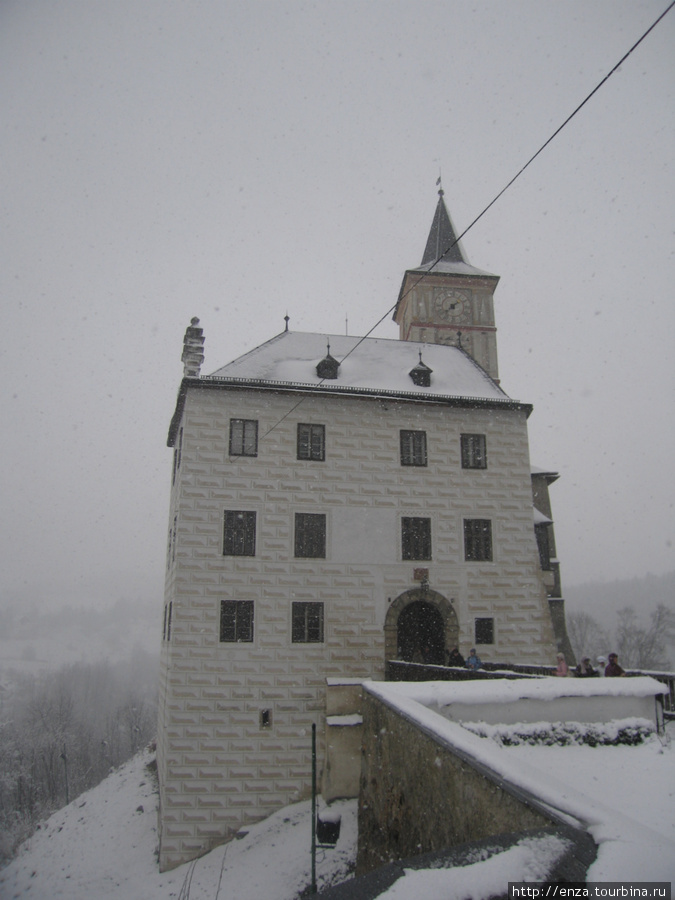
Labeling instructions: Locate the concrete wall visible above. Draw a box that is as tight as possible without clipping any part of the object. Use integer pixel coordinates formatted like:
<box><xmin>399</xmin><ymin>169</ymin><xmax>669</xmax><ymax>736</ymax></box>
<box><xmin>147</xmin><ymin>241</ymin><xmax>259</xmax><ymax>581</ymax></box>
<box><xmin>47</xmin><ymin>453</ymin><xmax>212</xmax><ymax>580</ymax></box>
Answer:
<box><xmin>357</xmin><ymin>690</ymin><xmax>556</xmax><ymax>875</ymax></box>
<box><xmin>156</xmin><ymin>383</ymin><xmax>557</xmax><ymax>869</ymax></box>
<box><xmin>437</xmin><ymin>693</ymin><xmax>657</xmax><ymax>727</ymax></box>
<box><xmin>322</xmin><ymin>681</ymin><xmax>363</xmax><ymax>802</ymax></box>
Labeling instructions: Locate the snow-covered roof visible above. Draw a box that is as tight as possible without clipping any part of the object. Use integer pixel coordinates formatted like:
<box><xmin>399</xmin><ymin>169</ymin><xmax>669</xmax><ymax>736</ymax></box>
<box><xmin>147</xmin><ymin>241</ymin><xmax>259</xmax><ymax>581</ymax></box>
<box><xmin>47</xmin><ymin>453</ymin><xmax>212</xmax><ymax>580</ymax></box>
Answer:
<box><xmin>368</xmin><ymin>676</ymin><xmax>667</xmax><ymax>708</ymax></box>
<box><xmin>408</xmin><ymin>258</ymin><xmax>496</xmax><ymax>278</ymax></box>
<box><xmin>531</xmin><ymin>465</ymin><xmax>560</xmax><ymax>481</ymax></box>
<box><xmin>205</xmin><ymin>331</ymin><xmax>511</xmax><ymax>403</ymax></box>
<box><xmin>415</xmin><ymin>189</ymin><xmax>496</xmax><ymax>279</ymax></box>
<box><xmin>533</xmin><ymin>507</ymin><xmax>553</xmax><ymax>525</ymax></box>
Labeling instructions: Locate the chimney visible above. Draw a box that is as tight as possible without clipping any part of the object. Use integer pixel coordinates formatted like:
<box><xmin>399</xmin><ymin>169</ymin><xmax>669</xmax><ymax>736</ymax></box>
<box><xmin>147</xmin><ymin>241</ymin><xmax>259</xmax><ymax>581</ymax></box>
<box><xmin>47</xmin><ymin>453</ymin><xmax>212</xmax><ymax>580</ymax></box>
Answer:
<box><xmin>181</xmin><ymin>317</ymin><xmax>205</xmax><ymax>377</ymax></box>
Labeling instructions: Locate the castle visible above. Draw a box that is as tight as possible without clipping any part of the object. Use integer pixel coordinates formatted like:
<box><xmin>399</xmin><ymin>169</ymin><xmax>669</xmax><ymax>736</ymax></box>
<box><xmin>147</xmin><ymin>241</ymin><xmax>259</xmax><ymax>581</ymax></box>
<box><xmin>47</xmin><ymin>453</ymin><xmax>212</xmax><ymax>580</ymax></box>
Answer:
<box><xmin>156</xmin><ymin>190</ymin><xmax>569</xmax><ymax>870</ymax></box>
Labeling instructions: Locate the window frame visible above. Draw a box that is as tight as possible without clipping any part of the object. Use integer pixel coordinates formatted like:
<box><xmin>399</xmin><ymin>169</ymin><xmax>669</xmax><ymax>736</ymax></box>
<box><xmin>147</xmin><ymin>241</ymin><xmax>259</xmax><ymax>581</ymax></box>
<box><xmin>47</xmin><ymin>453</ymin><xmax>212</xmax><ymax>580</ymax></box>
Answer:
<box><xmin>401</xmin><ymin>516</ymin><xmax>432</xmax><ymax>561</ymax></box>
<box><xmin>463</xmin><ymin>518</ymin><xmax>493</xmax><ymax>561</ymax></box>
<box><xmin>219</xmin><ymin>599</ymin><xmax>254</xmax><ymax>643</ymax></box>
<box><xmin>229</xmin><ymin>418</ymin><xmax>259</xmax><ymax>458</ymax></box>
<box><xmin>297</xmin><ymin>423</ymin><xmax>325</xmax><ymax>461</ymax></box>
<box><xmin>461</xmin><ymin>433</ymin><xmax>487</xmax><ymax>469</ymax></box>
<box><xmin>294</xmin><ymin>512</ymin><xmax>327</xmax><ymax>559</ymax></box>
<box><xmin>291</xmin><ymin>601</ymin><xmax>325</xmax><ymax>643</ymax></box>
<box><xmin>400</xmin><ymin>430</ymin><xmax>428</xmax><ymax>467</ymax></box>
<box><xmin>475</xmin><ymin>617</ymin><xmax>494</xmax><ymax>645</ymax></box>
<box><xmin>223</xmin><ymin>510</ymin><xmax>257</xmax><ymax>557</ymax></box>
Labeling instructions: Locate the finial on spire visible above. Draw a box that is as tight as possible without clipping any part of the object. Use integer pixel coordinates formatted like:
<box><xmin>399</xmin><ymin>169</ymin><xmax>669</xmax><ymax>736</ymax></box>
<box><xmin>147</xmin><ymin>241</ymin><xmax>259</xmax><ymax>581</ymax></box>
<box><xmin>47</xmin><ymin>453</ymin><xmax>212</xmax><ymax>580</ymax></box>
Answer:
<box><xmin>284</xmin><ymin>313</ymin><xmax>290</xmax><ymax>332</ymax></box>
<box><xmin>436</xmin><ymin>171</ymin><xmax>443</xmax><ymax>197</ymax></box>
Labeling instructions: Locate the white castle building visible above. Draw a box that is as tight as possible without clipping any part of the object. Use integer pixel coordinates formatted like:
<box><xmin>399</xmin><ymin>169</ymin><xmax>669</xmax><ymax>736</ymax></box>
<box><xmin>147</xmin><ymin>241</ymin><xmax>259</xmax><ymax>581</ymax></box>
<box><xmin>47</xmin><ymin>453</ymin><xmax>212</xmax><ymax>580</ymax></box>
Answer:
<box><xmin>156</xmin><ymin>190</ymin><xmax>570</xmax><ymax>870</ymax></box>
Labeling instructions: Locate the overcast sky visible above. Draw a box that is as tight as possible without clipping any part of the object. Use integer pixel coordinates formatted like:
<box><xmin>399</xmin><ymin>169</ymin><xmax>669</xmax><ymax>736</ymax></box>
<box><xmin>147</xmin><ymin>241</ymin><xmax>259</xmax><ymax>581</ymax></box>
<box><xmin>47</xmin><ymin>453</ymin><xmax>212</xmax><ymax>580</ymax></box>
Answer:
<box><xmin>1</xmin><ymin>0</ymin><xmax>673</xmax><ymax>613</ymax></box>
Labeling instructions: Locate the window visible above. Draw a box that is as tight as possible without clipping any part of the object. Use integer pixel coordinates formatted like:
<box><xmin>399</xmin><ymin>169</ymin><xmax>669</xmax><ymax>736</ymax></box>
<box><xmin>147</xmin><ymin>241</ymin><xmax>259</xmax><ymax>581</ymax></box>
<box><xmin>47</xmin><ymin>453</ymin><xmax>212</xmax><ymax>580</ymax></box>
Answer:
<box><xmin>297</xmin><ymin>423</ymin><xmax>325</xmax><ymax>461</ymax></box>
<box><xmin>295</xmin><ymin>513</ymin><xmax>326</xmax><ymax>558</ymax></box>
<box><xmin>535</xmin><ymin>523</ymin><xmax>551</xmax><ymax>570</ymax></box>
<box><xmin>400</xmin><ymin>430</ymin><xmax>427</xmax><ymax>467</ymax></box>
<box><xmin>475</xmin><ymin>617</ymin><xmax>494</xmax><ymax>645</ymax></box>
<box><xmin>220</xmin><ymin>600</ymin><xmax>254</xmax><ymax>642</ymax></box>
<box><xmin>166</xmin><ymin>601</ymin><xmax>172</xmax><ymax>641</ymax></box>
<box><xmin>229</xmin><ymin>418</ymin><xmax>258</xmax><ymax>457</ymax></box>
<box><xmin>461</xmin><ymin>434</ymin><xmax>487</xmax><ymax>469</ymax></box>
<box><xmin>292</xmin><ymin>602</ymin><xmax>324</xmax><ymax>643</ymax></box>
<box><xmin>223</xmin><ymin>511</ymin><xmax>256</xmax><ymax>556</ymax></box>
<box><xmin>464</xmin><ymin>519</ymin><xmax>493</xmax><ymax>561</ymax></box>
<box><xmin>401</xmin><ymin>517</ymin><xmax>432</xmax><ymax>560</ymax></box>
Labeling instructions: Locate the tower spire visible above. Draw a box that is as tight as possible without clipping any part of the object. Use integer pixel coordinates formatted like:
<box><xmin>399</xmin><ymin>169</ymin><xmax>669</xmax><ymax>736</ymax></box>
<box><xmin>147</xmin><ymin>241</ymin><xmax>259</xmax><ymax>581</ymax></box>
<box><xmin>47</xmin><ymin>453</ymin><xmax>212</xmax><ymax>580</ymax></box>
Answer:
<box><xmin>420</xmin><ymin>188</ymin><xmax>468</xmax><ymax>267</ymax></box>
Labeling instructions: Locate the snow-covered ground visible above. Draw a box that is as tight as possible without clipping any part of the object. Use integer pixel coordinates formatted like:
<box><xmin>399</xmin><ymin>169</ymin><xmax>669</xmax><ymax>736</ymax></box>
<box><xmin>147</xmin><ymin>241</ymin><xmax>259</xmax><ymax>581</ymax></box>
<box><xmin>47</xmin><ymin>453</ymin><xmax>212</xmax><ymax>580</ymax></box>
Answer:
<box><xmin>2</xmin><ymin>696</ymin><xmax>674</xmax><ymax>898</ymax></box>
<box><xmin>0</xmin><ymin>747</ymin><xmax>357</xmax><ymax>900</ymax></box>
<box><xmin>367</xmin><ymin>679</ymin><xmax>675</xmax><ymax>883</ymax></box>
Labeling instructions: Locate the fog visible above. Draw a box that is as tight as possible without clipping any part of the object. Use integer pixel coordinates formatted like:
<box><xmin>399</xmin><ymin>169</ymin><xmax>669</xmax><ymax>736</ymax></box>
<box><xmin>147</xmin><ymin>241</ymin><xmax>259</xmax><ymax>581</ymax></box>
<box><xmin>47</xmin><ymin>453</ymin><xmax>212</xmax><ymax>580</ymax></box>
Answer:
<box><xmin>1</xmin><ymin>1</ymin><xmax>673</xmax><ymax>618</ymax></box>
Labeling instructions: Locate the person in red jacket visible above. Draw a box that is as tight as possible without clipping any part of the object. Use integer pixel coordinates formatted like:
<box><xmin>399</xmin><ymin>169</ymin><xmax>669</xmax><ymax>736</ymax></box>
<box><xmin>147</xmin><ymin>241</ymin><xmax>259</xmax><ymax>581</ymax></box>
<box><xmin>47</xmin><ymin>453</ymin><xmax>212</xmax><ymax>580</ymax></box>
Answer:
<box><xmin>605</xmin><ymin>652</ymin><xmax>626</xmax><ymax>677</ymax></box>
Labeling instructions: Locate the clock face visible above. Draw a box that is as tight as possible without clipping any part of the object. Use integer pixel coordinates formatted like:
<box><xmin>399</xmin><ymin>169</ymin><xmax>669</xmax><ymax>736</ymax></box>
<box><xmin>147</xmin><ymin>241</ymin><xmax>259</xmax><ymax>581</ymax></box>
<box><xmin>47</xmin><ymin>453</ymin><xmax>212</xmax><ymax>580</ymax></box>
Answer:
<box><xmin>434</xmin><ymin>289</ymin><xmax>470</xmax><ymax>321</ymax></box>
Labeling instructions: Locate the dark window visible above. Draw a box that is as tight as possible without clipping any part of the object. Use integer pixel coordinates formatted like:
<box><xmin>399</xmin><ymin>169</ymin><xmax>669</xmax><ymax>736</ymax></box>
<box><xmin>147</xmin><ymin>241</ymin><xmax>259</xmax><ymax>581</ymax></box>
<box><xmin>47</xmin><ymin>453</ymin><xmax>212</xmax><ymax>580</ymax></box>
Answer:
<box><xmin>535</xmin><ymin>523</ymin><xmax>551</xmax><ymax>570</ymax></box>
<box><xmin>223</xmin><ymin>511</ymin><xmax>256</xmax><ymax>556</ymax></box>
<box><xmin>464</xmin><ymin>519</ymin><xmax>493</xmax><ymax>561</ymax></box>
<box><xmin>295</xmin><ymin>513</ymin><xmax>326</xmax><ymax>558</ymax></box>
<box><xmin>229</xmin><ymin>419</ymin><xmax>258</xmax><ymax>457</ymax></box>
<box><xmin>401</xmin><ymin>517</ymin><xmax>432</xmax><ymax>560</ymax></box>
<box><xmin>461</xmin><ymin>434</ymin><xmax>487</xmax><ymax>469</ymax></box>
<box><xmin>475</xmin><ymin>617</ymin><xmax>494</xmax><ymax>645</ymax></box>
<box><xmin>166</xmin><ymin>601</ymin><xmax>172</xmax><ymax>641</ymax></box>
<box><xmin>297</xmin><ymin>423</ymin><xmax>325</xmax><ymax>461</ymax></box>
<box><xmin>292</xmin><ymin>602</ymin><xmax>324</xmax><ymax>643</ymax></box>
<box><xmin>260</xmin><ymin>709</ymin><xmax>272</xmax><ymax>728</ymax></box>
<box><xmin>400</xmin><ymin>430</ymin><xmax>427</xmax><ymax>467</ymax></box>
<box><xmin>220</xmin><ymin>600</ymin><xmax>254</xmax><ymax>642</ymax></box>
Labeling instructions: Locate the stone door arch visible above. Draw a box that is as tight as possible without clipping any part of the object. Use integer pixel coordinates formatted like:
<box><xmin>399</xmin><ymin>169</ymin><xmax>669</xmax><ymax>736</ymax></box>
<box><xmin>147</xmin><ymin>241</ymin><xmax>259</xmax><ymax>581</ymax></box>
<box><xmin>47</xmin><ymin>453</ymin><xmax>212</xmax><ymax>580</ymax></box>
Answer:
<box><xmin>384</xmin><ymin>588</ymin><xmax>459</xmax><ymax>664</ymax></box>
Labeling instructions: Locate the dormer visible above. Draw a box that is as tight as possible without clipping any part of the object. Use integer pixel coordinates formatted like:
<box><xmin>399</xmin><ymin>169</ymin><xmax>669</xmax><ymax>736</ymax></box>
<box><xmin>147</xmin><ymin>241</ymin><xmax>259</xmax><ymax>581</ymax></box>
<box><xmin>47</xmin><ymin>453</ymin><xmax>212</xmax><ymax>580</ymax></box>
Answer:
<box><xmin>409</xmin><ymin>353</ymin><xmax>432</xmax><ymax>387</ymax></box>
<box><xmin>316</xmin><ymin>342</ymin><xmax>340</xmax><ymax>380</ymax></box>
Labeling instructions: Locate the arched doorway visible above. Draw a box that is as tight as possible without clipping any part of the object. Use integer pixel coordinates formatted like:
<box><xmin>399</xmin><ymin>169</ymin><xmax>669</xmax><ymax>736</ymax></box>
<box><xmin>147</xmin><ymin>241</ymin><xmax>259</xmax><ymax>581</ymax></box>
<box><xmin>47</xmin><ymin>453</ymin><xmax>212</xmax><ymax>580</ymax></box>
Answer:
<box><xmin>397</xmin><ymin>601</ymin><xmax>445</xmax><ymax>664</ymax></box>
<box><xmin>384</xmin><ymin>588</ymin><xmax>459</xmax><ymax>665</ymax></box>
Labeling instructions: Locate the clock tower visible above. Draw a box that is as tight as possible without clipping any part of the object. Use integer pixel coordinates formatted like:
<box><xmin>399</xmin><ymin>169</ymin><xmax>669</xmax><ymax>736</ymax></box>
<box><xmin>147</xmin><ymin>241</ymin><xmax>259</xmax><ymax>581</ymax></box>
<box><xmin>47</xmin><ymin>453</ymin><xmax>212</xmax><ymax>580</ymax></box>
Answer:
<box><xmin>393</xmin><ymin>189</ymin><xmax>500</xmax><ymax>382</ymax></box>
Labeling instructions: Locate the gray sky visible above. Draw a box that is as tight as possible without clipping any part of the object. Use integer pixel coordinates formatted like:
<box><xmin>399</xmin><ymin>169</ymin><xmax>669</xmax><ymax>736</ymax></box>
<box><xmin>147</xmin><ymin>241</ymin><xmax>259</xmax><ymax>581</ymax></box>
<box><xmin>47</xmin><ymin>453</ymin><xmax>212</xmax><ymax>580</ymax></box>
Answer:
<box><xmin>1</xmin><ymin>0</ymin><xmax>673</xmax><ymax>612</ymax></box>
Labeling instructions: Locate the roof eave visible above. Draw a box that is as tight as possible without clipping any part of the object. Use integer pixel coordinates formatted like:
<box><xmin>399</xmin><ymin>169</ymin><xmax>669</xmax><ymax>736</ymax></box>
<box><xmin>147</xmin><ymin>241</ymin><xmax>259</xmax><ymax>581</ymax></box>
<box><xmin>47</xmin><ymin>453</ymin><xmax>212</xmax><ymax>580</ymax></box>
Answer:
<box><xmin>167</xmin><ymin>376</ymin><xmax>532</xmax><ymax>445</ymax></box>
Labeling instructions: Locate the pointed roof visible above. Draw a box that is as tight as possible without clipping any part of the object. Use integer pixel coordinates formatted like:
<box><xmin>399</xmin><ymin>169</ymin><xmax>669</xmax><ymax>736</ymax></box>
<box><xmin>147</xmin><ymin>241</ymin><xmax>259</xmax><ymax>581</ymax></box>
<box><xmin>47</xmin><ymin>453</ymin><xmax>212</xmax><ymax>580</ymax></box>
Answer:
<box><xmin>408</xmin><ymin>190</ymin><xmax>496</xmax><ymax>278</ymax></box>
<box><xmin>421</xmin><ymin>189</ymin><xmax>467</xmax><ymax>266</ymax></box>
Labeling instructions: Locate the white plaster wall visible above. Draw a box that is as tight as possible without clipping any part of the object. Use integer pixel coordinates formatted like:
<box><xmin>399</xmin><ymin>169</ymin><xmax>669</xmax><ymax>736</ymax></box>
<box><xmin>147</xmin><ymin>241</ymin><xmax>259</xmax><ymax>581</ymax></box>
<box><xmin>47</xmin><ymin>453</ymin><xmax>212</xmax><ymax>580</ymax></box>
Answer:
<box><xmin>156</xmin><ymin>383</ymin><xmax>556</xmax><ymax>869</ymax></box>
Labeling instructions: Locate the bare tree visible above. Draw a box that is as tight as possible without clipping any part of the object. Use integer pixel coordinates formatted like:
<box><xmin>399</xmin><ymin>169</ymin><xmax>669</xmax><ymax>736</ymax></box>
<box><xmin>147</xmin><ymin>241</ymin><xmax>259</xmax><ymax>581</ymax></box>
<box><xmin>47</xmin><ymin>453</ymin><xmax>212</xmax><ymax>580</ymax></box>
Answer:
<box><xmin>567</xmin><ymin>610</ymin><xmax>610</xmax><ymax>663</ymax></box>
<box><xmin>616</xmin><ymin>604</ymin><xmax>674</xmax><ymax>670</ymax></box>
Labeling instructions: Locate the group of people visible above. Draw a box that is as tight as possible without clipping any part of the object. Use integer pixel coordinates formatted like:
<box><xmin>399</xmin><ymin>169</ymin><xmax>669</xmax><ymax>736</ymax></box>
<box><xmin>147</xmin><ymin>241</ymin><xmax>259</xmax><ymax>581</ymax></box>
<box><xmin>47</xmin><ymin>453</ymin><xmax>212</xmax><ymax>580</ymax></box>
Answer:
<box><xmin>555</xmin><ymin>651</ymin><xmax>626</xmax><ymax>678</ymax></box>
<box><xmin>433</xmin><ymin>645</ymin><xmax>627</xmax><ymax>677</ymax></box>
<box><xmin>446</xmin><ymin>646</ymin><xmax>483</xmax><ymax>670</ymax></box>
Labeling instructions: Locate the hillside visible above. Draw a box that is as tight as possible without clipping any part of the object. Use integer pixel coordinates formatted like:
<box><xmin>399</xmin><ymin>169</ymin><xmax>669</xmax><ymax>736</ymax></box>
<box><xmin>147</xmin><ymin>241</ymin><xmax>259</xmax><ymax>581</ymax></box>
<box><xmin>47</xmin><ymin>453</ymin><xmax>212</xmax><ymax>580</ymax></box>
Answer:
<box><xmin>565</xmin><ymin>570</ymin><xmax>675</xmax><ymax>619</ymax></box>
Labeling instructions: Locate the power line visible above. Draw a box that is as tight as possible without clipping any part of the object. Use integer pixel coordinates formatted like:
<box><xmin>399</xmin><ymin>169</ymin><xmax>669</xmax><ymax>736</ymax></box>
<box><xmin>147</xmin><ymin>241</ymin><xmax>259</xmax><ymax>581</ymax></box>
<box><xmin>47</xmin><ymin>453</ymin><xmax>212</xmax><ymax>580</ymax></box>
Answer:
<box><xmin>336</xmin><ymin>0</ymin><xmax>675</xmax><ymax>369</ymax></box>
<box><xmin>228</xmin><ymin>0</ymin><xmax>674</xmax><ymax>454</ymax></box>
